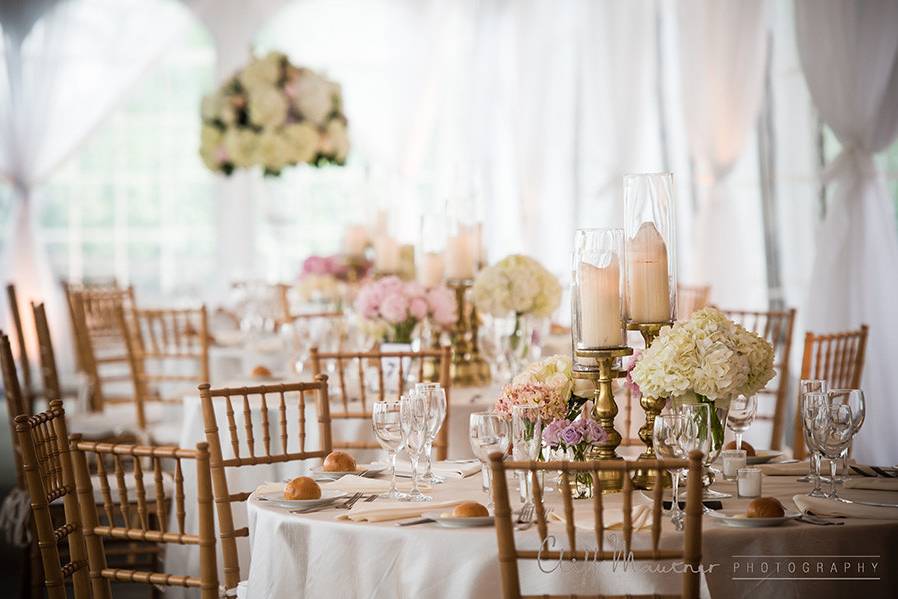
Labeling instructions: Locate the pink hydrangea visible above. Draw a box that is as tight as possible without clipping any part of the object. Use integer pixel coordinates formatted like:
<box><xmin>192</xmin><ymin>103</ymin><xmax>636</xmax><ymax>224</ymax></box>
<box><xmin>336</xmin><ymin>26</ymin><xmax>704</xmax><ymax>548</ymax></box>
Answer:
<box><xmin>495</xmin><ymin>382</ymin><xmax>567</xmax><ymax>422</ymax></box>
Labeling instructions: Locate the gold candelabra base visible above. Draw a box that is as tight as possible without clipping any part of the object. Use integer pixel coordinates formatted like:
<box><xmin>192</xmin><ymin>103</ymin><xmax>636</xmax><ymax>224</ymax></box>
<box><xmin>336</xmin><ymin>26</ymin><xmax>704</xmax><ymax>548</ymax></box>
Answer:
<box><xmin>627</xmin><ymin>321</ymin><xmax>674</xmax><ymax>490</ymax></box>
<box><xmin>573</xmin><ymin>346</ymin><xmax>632</xmax><ymax>494</ymax></box>
<box><xmin>448</xmin><ymin>280</ymin><xmax>491</xmax><ymax>387</ymax></box>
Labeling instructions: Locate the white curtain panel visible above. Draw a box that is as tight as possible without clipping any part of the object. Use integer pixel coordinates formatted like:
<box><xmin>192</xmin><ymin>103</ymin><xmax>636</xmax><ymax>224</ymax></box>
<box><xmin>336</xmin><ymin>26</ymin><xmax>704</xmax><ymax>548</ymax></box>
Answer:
<box><xmin>0</xmin><ymin>0</ymin><xmax>203</xmax><ymax>375</ymax></box>
<box><xmin>795</xmin><ymin>0</ymin><xmax>898</xmax><ymax>464</ymax></box>
<box><xmin>675</xmin><ymin>0</ymin><xmax>768</xmax><ymax>307</ymax></box>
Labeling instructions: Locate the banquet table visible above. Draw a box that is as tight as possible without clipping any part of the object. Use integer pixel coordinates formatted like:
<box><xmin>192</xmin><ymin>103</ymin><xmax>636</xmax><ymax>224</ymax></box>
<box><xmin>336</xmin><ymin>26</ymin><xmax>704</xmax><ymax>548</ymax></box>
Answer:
<box><xmin>244</xmin><ymin>471</ymin><xmax>898</xmax><ymax>599</ymax></box>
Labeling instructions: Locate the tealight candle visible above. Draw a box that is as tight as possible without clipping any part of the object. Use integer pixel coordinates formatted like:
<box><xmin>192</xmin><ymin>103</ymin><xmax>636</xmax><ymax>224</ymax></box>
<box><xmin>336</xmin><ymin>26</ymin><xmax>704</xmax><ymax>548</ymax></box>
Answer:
<box><xmin>721</xmin><ymin>449</ymin><xmax>747</xmax><ymax>481</ymax></box>
<box><xmin>737</xmin><ymin>467</ymin><xmax>762</xmax><ymax>498</ymax></box>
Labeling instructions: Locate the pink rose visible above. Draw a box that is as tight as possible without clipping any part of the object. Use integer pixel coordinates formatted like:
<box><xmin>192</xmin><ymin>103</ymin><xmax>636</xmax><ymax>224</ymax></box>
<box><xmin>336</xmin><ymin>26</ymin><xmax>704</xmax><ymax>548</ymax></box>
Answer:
<box><xmin>380</xmin><ymin>292</ymin><xmax>409</xmax><ymax>324</ymax></box>
<box><xmin>408</xmin><ymin>297</ymin><xmax>428</xmax><ymax>320</ymax></box>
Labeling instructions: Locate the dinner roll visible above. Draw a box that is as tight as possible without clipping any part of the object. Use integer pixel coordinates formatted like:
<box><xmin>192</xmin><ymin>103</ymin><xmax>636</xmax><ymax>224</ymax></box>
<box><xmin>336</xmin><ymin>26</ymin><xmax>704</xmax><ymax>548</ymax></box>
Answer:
<box><xmin>251</xmin><ymin>365</ymin><xmax>273</xmax><ymax>378</ymax></box>
<box><xmin>452</xmin><ymin>501</ymin><xmax>489</xmax><ymax>518</ymax></box>
<box><xmin>284</xmin><ymin>477</ymin><xmax>321</xmax><ymax>500</ymax></box>
<box><xmin>746</xmin><ymin>497</ymin><xmax>785</xmax><ymax>518</ymax></box>
<box><xmin>322</xmin><ymin>451</ymin><xmax>357</xmax><ymax>472</ymax></box>
<box><xmin>724</xmin><ymin>440</ymin><xmax>756</xmax><ymax>457</ymax></box>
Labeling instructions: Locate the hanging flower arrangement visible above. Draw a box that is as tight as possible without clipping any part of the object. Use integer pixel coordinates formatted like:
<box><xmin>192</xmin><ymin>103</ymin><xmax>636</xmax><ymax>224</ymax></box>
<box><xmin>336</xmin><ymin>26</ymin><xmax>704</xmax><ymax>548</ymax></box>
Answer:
<box><xmin>199</xmin><ymin>51</ymin><xmax>348</xmax><ymax>176</ymax></box>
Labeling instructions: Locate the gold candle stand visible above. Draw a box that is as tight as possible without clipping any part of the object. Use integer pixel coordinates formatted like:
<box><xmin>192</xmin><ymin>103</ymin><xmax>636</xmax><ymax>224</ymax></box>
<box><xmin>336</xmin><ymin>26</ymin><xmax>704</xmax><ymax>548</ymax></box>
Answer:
<box><xmin>448</xmin><ymin>279</ymin><xmax>491</xmax><ymax>386</ymax></box>
<box><xmin>573</xmin><ymin>346</ymin><xmax>632</xmax><ymax>493</ymax></box>
<box><xmin>627</xmin><ymin>321</ymin><xmax>674</xmax><ymax>490</ymax></box>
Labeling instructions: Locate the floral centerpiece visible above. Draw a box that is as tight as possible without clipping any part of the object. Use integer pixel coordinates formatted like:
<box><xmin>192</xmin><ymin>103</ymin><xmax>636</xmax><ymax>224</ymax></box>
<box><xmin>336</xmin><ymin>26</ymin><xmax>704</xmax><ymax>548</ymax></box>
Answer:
<box><xmin>472</xmin><ymin>255</ymin><xmax>562</xmax><ymax>375</ymax></box>
<box><xmin>631</xmin><ymin>307</ymin><xmax>775</xmax><ymax>462</ymax></box>
<box><xmin>543</xmin><ymin>411</ymin><xmax>607</xmax><ymax>498</ymax></box>
<box><xmin>200</xmin><ymin>51</ymin><xmax>348</xmax><ymax>176</ymax></box>
<box><xmin>354</xmin><ymin>276</ymin><xmax>456</xmax><ymax>344</ymax></box>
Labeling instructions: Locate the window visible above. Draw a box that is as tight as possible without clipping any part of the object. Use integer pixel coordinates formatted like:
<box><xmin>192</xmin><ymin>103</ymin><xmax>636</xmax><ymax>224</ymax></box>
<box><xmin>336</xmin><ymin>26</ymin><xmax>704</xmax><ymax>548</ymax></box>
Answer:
<box><xmin>37</xmin><ymin>21</ymin><xmax>216</xmax><ymax>302</ymax></box>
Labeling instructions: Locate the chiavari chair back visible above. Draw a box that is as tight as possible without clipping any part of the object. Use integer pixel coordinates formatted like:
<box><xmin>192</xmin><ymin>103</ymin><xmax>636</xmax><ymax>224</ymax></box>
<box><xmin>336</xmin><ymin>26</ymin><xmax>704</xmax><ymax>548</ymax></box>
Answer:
<box><xmin>199</xmin><ymin>377</ymin><xmax>333</xmax><ymax>591</ymax></box>
<box><xmin>70</xmin><ymin>438</ymin><xmax>218</xmax><ymax>599</ymax></box>
<box><xmin>6</xmin><ymin>284</ymin><xmax>34</xmax><ymax>403</ymax></box>
<box><xmin>677</xmin><ymin>285</ymin><xmax>710</xmax><ymax>319</ymax></box>
<box><xmin>793</xmin><ymin>324</ymin><xmax>869</xmax><ymax>459</ymax></box>
<box><xmin>489</xmin><ymin>451</ymin><xmax>704</xmax><ymax>599</ymax></box>
<box><xmin>31</xmin><ymin>302</ymin><xmax>63</xmax><ymax>406</ymax></box>
<box><xmin>721</xmin><ymin>308</ymin><xmax>796</xmax><ymax>449</ymax></box>
<box><xmin>14</xmin><ymin>401</ymin><xmax>91</xmax><ymax>599</ymax></box>
<box><xmin>309</xmin><ymin>346</ymin><xmax>452</xmax><ymax>459</ymax></box>
<box><xmin>277</xmin><ymin>283</ymin><xmax>344</xmax><ymax>326</ymax></box>
<box><xmin>1</xmin><ymin>331</ymin><xmax>29</xmax><ymax>487</ymax></box>
<box><xmin>117</xmin><ymin>305</ymin><xmax>210</xmax><ymax>430</ymax></box>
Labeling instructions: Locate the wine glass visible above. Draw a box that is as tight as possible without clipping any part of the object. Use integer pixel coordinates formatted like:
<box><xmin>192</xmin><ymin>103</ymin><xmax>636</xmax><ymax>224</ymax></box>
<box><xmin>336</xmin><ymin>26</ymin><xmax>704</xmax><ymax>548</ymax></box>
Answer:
<box><xmin>726</xmin><ymin>395</ymin><xmax>758</xmax><ymax>451</ymax></box>
<box><xmin>416</xmin><ymin>382</ymin><xmax>447</xmax><ymax>485</ymax></box>
<box><xmin>798</xmin><ymin>379</ymin><xmax>828</xmax><ymax>484</ymax></box>
<box><xmin>372</xmin><ymin>401</ymin><xmax>406</xmax><ymax>500</ymax></box>
<box><xmin>399</xmin><ymin>392</ymin><xmax>431</xmax><ymax>502</ymax></box>
<box><xmin>653</xmin><ymin>413</ymin><xmax>696</xmax><ymax>531</ymax></box>
<box><xmin>829</xmin><ymin>388</ymin><xmax>865</xmax><ymax>485</ymax></box>
<box><xmin>469</xmin><ymin>412</ymin><xmax>510</xmax><ymax>503</ymax></box>
<box><xmin>800</xmin><ymin>390</ymin><xmax>828</xmax><ymax>497</ymax></box>
<box><xmin>809</xmin><ymin>391</ymin><xmax>863</xmax><ymax>499</ymax></box>
<box><xmin>511</xmin><ymin>404</ymin><xmax>542</xmax><ymax>510</ymax></box>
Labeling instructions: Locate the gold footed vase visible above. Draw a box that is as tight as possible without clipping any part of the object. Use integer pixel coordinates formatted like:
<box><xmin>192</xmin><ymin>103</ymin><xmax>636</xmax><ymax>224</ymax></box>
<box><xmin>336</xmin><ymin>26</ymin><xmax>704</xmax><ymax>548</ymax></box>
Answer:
<box><xmin>628</xmin><ymin>321</ymin><xmax>674</xmax><ymax>490</ymax></box>
<box><xmin>573</xmin><ymin>346</ymin><xmax>632</xmax><ymax>494</ymax></box>
<box><xmin>448</xmin><ymin>280</ymin><xmax>491</xmax><ymax>387</ymax></box>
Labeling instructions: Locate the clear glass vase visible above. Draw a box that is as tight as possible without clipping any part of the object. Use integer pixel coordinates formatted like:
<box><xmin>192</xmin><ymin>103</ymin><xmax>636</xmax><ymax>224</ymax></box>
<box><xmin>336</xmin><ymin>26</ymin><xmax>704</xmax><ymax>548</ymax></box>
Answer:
<box><xmin>497</xmin><ymin>312</ymin><xmax>534</xmax><ymax>380</ymax></box>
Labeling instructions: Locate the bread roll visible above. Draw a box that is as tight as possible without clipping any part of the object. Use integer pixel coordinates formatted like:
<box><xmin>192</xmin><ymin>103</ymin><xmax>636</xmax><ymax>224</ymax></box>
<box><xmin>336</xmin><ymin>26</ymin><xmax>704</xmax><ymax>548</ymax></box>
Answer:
<box><xmin>284</xmin><ymin>477</ymin><xmax>321</xmax><ymax>500</ymax></box>
<box><xmin>452</xmin><ymin>501</ymin><xmax>489</xmax><ymax>518</ymax></box>
<box><xmin>322</xmin><ymin>451</ymin><xmax>357</xmax><ymax>472</ymax></box>
<box><xmin>724</xmin><ymin>440</ymin><xmax>756</xmax><ymax>457</ymax></box>
<box><xmin>746</xmin><ymin>497</ymin><xmax>785</xmax><ymax>518</ymax></box>
<box><xmin>251</xmin><ymin>365</ymin><xmax>273</xmax><ymax>378</ymax></box>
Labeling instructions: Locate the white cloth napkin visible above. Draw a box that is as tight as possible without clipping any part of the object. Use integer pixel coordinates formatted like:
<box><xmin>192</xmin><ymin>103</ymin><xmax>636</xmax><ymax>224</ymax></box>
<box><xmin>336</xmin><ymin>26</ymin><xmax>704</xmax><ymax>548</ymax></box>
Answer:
<box><xmin>759</xmin><ymin>460</ymin><xmax>852</xmax><ymax>476</ymax></box>
<box><xmin>548</xmin><ymin>503</ymin><xmax>654</xmax><ymax>531</ymax></box>
<box><xmin>793</xmin><ymin>494</ymin><xmax>898</xmax><ymax>520</ymax></box>
<box><xmin>255</xmin><ymin>482</ymin><xmax>284</xmax><ymax>496</ymax></box>
<box><xmin>390</xmin><ymin>459</ymin><xmax>482</xmax><ymax>480</ymax></box>
<box><xmin>320</xmin><ymin>475</ymin><xmax>428</xmax><ymax>493</ymax></box>
<box><xmin>336</xmin><ymin>499</ymin><xmax>466</xmax><ymax>523</ymax></box>
<box><xmin>843</xmin><ymin>478</ymin><xmax>898</xmax><ymax>492</ymax></box>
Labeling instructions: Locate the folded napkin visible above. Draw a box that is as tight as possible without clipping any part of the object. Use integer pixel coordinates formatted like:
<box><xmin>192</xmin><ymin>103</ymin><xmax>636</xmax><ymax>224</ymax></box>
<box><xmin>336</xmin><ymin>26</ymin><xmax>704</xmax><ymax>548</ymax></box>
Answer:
<box><xmin>320</xmin><ymin>475</ymin><xmax>428</xmax><ymax>494</ymax></box>
<box><xmin>254</xmin><ymin>482</ymin><xmax>284</xmax><ymax>496</ymax></box>
<box><xmin>794</xmin><ymin>494</ymin><xmax>898</xmax><ymax>520</ymax></box>
<box><xmin>548</xmin><ymin>504</ymin><xmax>653</xmax><ymax>531</ymax></box>
<box><xmin>757</xmin><ymin>461</ymin><xmax>814</xmax><ymax>476</ymax></box>
<box><xmin>390</xmin><ymin>459</ymin><xmax>482</xmax><ymax>480</ymax></box>
<box><xmin>844</xmin><ymin>478</ymin><xmax>898</xmax><ymax>492</ymax></box>
<box><xmin>336</xmin><ymin>499</ymin><xmax>465</xmax><ymax>523</ymax></box>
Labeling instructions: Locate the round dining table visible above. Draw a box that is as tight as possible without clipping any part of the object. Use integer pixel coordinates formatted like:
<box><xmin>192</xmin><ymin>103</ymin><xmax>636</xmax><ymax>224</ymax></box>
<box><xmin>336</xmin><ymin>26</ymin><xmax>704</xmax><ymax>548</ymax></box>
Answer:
<box><xmin>243</xmin><ymin>467</ymin><xmax>898</xmax><ymax>599</ymax></box>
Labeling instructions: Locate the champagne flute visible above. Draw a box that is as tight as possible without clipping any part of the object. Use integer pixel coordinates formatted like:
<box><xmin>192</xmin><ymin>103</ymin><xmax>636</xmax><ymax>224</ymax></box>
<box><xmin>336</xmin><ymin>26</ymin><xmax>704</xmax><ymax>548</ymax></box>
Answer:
<box><xmin>653</xmin><ymin>413</ymin><xmax>690</xmax><ymax>531</ymax></box>
<box><xmin>469</xmin><ymin>412</ymin><xmax>510</xmax><ymax>503</ymax></box>
<box><xmin>399</xmin><ymin>392</ymin><xmax>431</xmax><ymax>502</ymax></box>
<box><xmin>415</xmin><ymin>382</ymin><xmax>447</xmax><ymax>485</ymax></box>
<box><xmin>511</xmin><ymin>404</ymin><xmax>542</xmax><ymax>510</ymax></box>
<box><xmin>372</xmin><ymin>401</ymin><xmax>406</xmax><ymax>499</ymax></box>
<box><xmin>801</xmin><ymin>391</ymin><xmax>828</xmax><ymax>497</ymax></box>
<box><xmin>798</xmin><ymin>379</ymin><xmax>828</xmax><ymax>484</ymax></box>
<box><xmin>726</xmin><ymin>395</ymin><xmax>758</xmax><ymax>451</ymax></box>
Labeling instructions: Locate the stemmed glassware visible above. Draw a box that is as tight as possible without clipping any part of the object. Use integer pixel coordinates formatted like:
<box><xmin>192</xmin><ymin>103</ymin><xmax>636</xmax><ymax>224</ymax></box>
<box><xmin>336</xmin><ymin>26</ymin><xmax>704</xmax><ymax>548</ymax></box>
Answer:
<box><xmin>371</xmin><ymin>401</ymin><xmax>406</xmax><ymax>500</ymax></box>
<box><xmin>399</xmin><ymin>392</ymin><xmax>431</xmax><ymax>502</ymax></box>
<box><xmin>726</xmin><ymin>395</ymin><xmax>758</xmax><ymax>451</ymax></box>
<box><xmin>829</xmin><ymin>388</ymin><xmax>866</xmax><ymax>487</ymax></box>
<box><xmin>511</xmin><ymin>404</ymin><xmax>542</xmax><ymax>511</ymax></box>
<box><xmin>654</xmin><ymin>405</ymin><xmax>709</xmax><ymax>530</ymax></box>
<box><xmin>808</xmin><ymin>389</ymin><xmax>865</xmax><ymax>500</ymax></box>
<box><xmin>469</xmin><ymin>412</ymin><xmax>510</xmax><ymax>504</ymax></box>
<box><xmin>415</xmin><ymin>382</ymin><xmax>447</xmax><ymax>485</ymax></box>
<box><xmin>798</xmin><ymin>379</ymin><xmax>828</xmax><ymax>487</ymax></box>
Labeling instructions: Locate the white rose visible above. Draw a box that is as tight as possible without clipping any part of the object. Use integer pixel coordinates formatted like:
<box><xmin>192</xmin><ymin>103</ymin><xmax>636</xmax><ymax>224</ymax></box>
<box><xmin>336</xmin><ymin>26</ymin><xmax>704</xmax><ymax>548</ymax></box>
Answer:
<box><xmin>248</xmin><ymin>85</ymin><xmax>288</xmax><ymax>128</ymax></box>
<box><xmin>293</xmin><ymin>72</ymin><xmax>334</xmax><ymax>126</ymax></box>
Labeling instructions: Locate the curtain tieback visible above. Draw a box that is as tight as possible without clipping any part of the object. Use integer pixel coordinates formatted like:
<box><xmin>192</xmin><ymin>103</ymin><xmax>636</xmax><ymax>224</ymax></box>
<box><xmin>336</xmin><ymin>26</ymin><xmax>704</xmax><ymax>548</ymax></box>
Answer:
<box><xmin>823</xmin><ymin>145</ymin><xmax>877</xmax><ymax>184</ymax></box>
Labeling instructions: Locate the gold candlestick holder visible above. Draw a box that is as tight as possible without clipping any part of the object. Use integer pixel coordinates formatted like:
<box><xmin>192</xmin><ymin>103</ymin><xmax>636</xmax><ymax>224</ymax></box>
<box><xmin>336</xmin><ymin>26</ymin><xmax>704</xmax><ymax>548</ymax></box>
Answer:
<box><xmin>343</xmin><ymin>255</ymin><xmax>369</xmax><ymax>283</ymax></box>
<box><xmin>448</xmin><ymin>279</ymin><xmax>491</xmax><ymax>386</ymax></box>
<box><xmin>627</xmin><ymin>321</ymin><xmax>674</xmax><ymax>490</ymax></box>
<box><xmin>573</xmin><ymin>346</ymin><xmax>632</xmax><ymax>493</ymax></box>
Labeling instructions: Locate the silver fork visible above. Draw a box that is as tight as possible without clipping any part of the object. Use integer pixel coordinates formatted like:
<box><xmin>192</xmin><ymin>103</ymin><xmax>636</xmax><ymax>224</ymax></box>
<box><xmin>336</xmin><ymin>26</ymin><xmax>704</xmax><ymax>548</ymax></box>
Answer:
<box><xmin>517</xmin><ymin>506</ymin><xmax>552</xmax><ymax>531</ymax></box>
<box><xmin>799</xmin><ymin>513</ymin><xmax>844</xmax><ymax>526</ymax></box>
<box><xmin>291</xmin><ymin>492</ymin><xmax>362</xmax><ymax>515</ymax></box>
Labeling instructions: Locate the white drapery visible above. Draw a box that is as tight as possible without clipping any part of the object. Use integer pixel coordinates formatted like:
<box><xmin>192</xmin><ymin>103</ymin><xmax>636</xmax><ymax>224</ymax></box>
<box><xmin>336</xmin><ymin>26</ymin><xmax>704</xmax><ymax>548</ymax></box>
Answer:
<box><xmin>675</xmin><ymin>0</ymin><xmax>769</xmax><ymax>308</ymax></box>
<box><xmin>795</xmin><ymin>0</ymin><xmax>898</xmax><ymax>465</ymax></box>
<box><xmin>0</xmin><ymin>0</ymin><xmax>203</xmax><ymax>376</ymax></box>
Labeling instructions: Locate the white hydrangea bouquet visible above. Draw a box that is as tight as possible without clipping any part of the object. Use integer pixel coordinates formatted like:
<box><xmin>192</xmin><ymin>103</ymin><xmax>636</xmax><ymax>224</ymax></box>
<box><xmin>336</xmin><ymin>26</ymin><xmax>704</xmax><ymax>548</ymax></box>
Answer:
<box><xmin>631</xmin><ymin>307</ymin><xmax>775</xmax><ymax>452</ymax></box>
<box><xmin>200</xmin><ymin>51</ymin><xmax>348</xmax><ymax>176</ymax></box>
<box><xmin>472</xmin><ymin>255</ymin><xmax>561</xmax><ymax>318</ymax></box>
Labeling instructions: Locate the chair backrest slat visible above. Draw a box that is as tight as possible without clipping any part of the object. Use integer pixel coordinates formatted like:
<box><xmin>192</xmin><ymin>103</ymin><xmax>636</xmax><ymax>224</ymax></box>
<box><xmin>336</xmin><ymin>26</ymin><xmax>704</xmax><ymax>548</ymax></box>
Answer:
<box><xmin>677</xmin><ymin>284</ymin><xmax>710</xmax><ymax>319</ymax></box>
<box><xmin>794</xmin><ymin>324</ymin><xmax>869</xmax><ymax>458</ymax></box>
<box><xmin>6</xmin><ymin>284</ymin><xmax>33</xmax><ymax>399</ymax></box>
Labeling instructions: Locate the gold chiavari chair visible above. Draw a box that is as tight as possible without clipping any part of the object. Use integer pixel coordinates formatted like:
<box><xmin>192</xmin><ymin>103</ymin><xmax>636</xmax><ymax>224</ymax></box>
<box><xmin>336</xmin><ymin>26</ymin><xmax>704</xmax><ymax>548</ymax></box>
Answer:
<box><xmin>70</xmin><ymin>286</ymin><xmax>140</xmax><ymax>411</ymax></box>
<box><xmin>721</xmin><ymin>308</ymin><xmax>797</xmax><ymax>450</ymax></box>
<box><xmin>70</xmin><ymin>439</ymin><xmax>218</xmax><ymax>599</ymax></box>
<box><xmin>62</xmin><ymin>279</ymin><xmax>117</xmax><ymax>373</ymax></box>
<box><xmin>677</xmin><ymin>284</ymin><xmax>710</xmax><ymax>320</ymax></box>
<box><xmin>116</xmin><ymin>305</ymin><xmax>210</xmax><ymax>436</ymax></box>
<box><xmin>6</xmin><ymin>284</ymin><xmax>35</xmax><ymax>406</ymax></box>
<box><xmin>14</xmin><ymin>401</ymin><xmax>91</xmax><ymax>599</ymax></box>
<box><xmin>276</xmin><ymin>283</ymin><xmax>345</xmax><ymax>326</ymax></box>
<box><xmin>199</xmin><ymin>377</ymin><xmax>333</xmax><ymax>592</ymax></box>
<box><xmin>309</xmin><ymin>346</ymin><xmax>452</xmax><ymax>459</ymax></box>
<box><xmin>489</xmin><ymin>451</ymin><xmax>705</xmax><ymax>599</ymax></box>
<box><xmin>793</xmin><ymin>324</ymin><xmax>869</xmax><ymax>459</ymax></box>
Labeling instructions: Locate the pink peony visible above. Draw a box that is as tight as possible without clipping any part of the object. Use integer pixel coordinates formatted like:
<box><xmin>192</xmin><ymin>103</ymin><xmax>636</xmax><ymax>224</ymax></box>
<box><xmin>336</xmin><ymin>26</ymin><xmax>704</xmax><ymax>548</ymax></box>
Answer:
<box><xmin>427</xmin><ymin>286</ymin><xmax>457</xmax><ymax>326</ymax></box>
<box><xmin>379</xmin><ymin>292</ymin><xmax>409</xmax><ymax>324</ymax></box>
<box><xmin>408</xmin><ymin>297</ymin><xmax>429</xmax><ymax>321</ymax></box>
<box><xmin>354</xmin><ymin>285</ymin><xmax>382</xmax><ymax>319</ymax></box>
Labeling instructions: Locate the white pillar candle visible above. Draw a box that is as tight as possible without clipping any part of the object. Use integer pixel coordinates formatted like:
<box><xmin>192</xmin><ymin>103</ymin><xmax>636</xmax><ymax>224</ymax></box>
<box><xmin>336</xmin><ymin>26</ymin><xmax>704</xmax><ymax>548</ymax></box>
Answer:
<box><xmin>374</xmin><ymin>235</ymin><xmax>400</xmax><ymax>272</ymax></box>
<box><xmin>343</xmin><ymin>224</ymin><xmax>368</xmax><ymax>257</ymax></box>
<box><xmin>578</xmin><ymin>255</ymin><xmax>624</xmax><ymax>347</ymax></box>
<box><xmin>445</xmin><ymin>227</ymin><xmax>475</xmax><ymax>280</ymax></box>
<box><xmin>627</xmin><ymin>222</ymin><xmax>671</xmax><ymax>322</ymax></box>
<box><xmin>418</xmin><ymin>251</ymin><xmax>445</xmax><ymax>288</ymax></box>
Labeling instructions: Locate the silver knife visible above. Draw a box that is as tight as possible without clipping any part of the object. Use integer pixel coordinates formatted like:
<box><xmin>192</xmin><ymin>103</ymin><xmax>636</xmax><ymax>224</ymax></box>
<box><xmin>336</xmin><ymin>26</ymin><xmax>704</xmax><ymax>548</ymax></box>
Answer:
<box><xmin>396</xmin><ymin>518</ymin><xmax>434</xmax><ymax>527</ymax></box>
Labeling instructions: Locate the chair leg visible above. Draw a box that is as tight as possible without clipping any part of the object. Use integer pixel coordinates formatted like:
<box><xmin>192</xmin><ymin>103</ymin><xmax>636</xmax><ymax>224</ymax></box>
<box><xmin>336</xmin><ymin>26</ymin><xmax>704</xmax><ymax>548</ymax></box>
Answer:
<box><xmin>28</xmin><ymin>539</ymin><xmax>43</xmax><ymax>599</ymax></box>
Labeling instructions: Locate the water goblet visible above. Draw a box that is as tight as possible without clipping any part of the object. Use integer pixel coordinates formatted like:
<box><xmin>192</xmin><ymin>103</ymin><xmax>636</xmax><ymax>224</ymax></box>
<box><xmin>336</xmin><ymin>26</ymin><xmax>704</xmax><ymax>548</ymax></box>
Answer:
<box><xmin>400</xmin><ymin>392</ymin><xmax>431</xmax><ymax>502</ymax></box>
<box><xmin>415</xmin><ymin>382</ymin><xmax>447</xmax><ymax>484</ymax></box>
<box><xmin>372</xmin><ymin>401</ymin><xmax>407</xmax><ymax>500</ymax></box>
<box><xmin>829</xmin><ymin>388</ymin><xmax>865</xmax><ymax>487</ymax></box>
<box><xmin>511</xmin><ymin>404</ymin><xmax>542</xmax><ymax>509</ymax></box>
<box><xmin>809</xmin><ymin>392</ymin><xmax>862</xmax><ymax>500</ymax></box>
<box><xmin>469</xmin><ymin>412</ymin><xmax>510</xmax><ymax>504</ymax></box>
<box><xmin>726</xmin><ymin>395</ymin><xmax>758</xmax><ymax>451</ymax></box>
<box><xmin>674</xmin><ymin>403</ymin><xmax>714</xmax><ymax>503</ymax></box>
